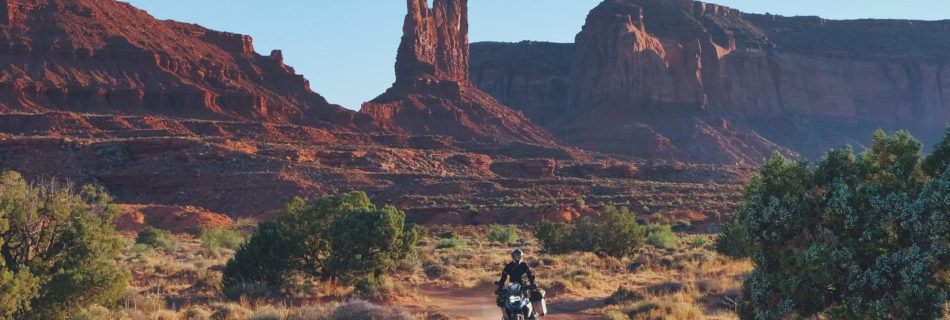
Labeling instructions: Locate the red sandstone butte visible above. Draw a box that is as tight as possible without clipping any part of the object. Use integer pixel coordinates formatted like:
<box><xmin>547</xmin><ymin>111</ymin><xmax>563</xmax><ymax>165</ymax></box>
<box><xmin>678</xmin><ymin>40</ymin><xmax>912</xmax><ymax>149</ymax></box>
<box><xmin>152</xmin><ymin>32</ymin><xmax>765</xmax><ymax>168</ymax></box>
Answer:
<box><xmin>471</xmin><ymin>0</ymin><xmax>950</xmax><ymax>164</ymax></box>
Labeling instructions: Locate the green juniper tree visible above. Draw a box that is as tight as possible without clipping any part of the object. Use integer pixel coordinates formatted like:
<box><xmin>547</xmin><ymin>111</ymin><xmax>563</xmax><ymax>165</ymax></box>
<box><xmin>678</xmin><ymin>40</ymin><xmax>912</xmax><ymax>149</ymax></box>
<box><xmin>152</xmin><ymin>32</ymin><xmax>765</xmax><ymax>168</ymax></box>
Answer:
<box><xmin>0</xmin><ymin>171</ymin><xmax>127</xmax><ymax>320</ymax></box>
<box><xmin>223</xmin><ymin>191</ymin><xmax>420</xmax><ymax>293</ymax></box>
<box><xmin>719</xmin><ymin>129</ymin><xmax>950</xmax><ymax>319</ymax></box>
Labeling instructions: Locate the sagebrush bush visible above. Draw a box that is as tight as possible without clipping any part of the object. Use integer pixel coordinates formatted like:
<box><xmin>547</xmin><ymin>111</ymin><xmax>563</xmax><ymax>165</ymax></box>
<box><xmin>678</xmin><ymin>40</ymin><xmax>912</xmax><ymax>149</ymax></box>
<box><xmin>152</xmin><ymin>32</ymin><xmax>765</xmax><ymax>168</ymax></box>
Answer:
<box><xmin>136</xmin><ymin>226</ymin><xmax>174</xmax><ymax>249</ymax></box>
<box><xmin>646</xmin><ymin>224</ymin><xmax>679</xmax><ymax>250</ymax></box>
<box><xmin>487</xmin><ymin>224</ymin><xmax>519</xmax><ymax>245</ymax></box>
<box><xmin>201</xmin><ymin>228</ymin><xmax>243</xmax><ymax>257</ymax></box>
<box><xmin>436</xmin><ymin>235</ymin><xmax>468</xmax><ymax>249</ymax></box>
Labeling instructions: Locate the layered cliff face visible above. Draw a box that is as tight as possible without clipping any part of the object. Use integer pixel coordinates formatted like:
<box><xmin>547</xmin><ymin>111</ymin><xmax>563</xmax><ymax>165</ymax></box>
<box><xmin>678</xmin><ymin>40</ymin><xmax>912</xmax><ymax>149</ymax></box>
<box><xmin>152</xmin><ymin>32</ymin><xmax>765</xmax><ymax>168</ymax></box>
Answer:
<box><xmin>469</xmin><ymin>41</ymin><xmax>573</xmax><ymax>126</ymax></box>
<box><xmin>361</xmin><ymin>0</ymin><xmax>555</xmax><ymax>144</ymax></box>
<box><xmin>471</xmin><ymin>0</ymin><xmax>950</xmax><ymax>164</ymax></box>
<box><xmin>0</xmin><ymin>0</ymin><xmax>365</xmax><ymax>129</ymax></box>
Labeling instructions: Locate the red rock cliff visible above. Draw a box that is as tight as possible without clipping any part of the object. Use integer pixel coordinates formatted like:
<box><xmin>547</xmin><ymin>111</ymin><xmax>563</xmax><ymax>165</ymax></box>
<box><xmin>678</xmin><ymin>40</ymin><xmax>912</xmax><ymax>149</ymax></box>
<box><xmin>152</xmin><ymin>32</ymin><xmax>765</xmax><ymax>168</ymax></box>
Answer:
<box><xmin>362</xmin><ymin>0</ymin><xmax>555</xmax><ymax>145</ymax></box>
<box><xmin>396</xmin><ymin>0</ymin><xmax>469</xmax><ymax>84</ymax></box>
<box><xmin>470</xmin><ymin>0</ymin><xmax>950</xmax><ymax>164</ymax></box>
<box><xmin>0</xmin><ymin>0</ymin><xmax>369</xmax><ymax>130</ymax></box>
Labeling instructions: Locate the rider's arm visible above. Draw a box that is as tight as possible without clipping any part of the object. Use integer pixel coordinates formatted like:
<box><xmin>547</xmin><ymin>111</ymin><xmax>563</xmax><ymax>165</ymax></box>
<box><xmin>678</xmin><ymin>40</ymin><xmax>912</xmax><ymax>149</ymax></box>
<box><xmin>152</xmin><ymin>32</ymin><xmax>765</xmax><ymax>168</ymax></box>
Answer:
<box><xmin>523</xmin><ymin>262</ymin><xmax>536</xmax><ymax>285</ymax></box>
<box><xmin>497</xmin><ymin>263</ymin><xmax>510</xmax><ymax>288</ymax></box>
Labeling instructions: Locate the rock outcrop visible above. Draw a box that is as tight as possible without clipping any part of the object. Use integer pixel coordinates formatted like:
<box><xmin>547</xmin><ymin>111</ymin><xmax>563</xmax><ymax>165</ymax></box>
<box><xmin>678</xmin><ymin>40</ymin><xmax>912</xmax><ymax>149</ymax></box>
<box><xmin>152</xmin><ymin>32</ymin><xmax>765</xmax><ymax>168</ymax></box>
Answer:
<box><xmin>470</xmin><ymin>0</ymin><xmax>950</xmax><ymax>164</ymax></box>
<box><xmin>361</xmin><ymin>0</ymin><xmax>556</xmax><ymax>145</ymax></box>
<box><xmin>0</xmin><ymin>0</ymin><xmax>369</xmax><ymax>130</ymax></box>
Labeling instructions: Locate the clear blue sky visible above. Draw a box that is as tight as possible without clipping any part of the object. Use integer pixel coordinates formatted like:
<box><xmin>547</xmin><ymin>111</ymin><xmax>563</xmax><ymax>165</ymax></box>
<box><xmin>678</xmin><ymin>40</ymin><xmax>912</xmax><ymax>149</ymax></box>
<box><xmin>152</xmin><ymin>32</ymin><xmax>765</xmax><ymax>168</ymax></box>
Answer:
<box><xmin>125</xmin><ymin>0</ymin><xmax>949</xmax><ymax>110</ymax></box>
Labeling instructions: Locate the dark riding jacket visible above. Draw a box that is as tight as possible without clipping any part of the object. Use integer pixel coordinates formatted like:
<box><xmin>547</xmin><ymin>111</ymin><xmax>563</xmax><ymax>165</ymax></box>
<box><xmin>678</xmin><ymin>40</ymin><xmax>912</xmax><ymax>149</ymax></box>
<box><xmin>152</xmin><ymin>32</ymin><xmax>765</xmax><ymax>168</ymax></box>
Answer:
<box><xmin>498</xmin><ymin>260</ymin><xmax>535</xmax><ymax>288</ymax></box>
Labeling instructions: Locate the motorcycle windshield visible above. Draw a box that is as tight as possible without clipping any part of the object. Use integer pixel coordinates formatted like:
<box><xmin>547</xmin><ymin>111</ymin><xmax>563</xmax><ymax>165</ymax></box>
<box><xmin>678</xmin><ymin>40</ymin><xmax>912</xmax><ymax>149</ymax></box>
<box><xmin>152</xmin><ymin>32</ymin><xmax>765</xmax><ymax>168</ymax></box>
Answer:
<box><xmin>507</xmin><ymin>283</ymin><xmax>522</xmax><ymax>296</ymax></box>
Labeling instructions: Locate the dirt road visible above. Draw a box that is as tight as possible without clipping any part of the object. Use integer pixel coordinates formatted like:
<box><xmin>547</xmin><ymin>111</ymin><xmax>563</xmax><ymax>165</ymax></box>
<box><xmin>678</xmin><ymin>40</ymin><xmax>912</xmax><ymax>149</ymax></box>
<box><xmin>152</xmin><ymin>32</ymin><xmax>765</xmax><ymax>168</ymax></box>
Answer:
<box><xmin>416</xmin><ymin>284</ymin><xmax>606</xmax><ymax>320</ymax></box>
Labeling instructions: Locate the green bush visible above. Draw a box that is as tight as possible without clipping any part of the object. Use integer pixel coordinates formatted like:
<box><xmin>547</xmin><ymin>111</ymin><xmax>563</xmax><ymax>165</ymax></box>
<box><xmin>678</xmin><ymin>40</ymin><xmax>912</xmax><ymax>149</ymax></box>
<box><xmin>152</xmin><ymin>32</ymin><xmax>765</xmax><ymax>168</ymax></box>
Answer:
<box><xmin>436</xmin><ymin>236</ymin><xmax>467</xmax><ymax>249</ymax></box>
<box><xmin>0</xmin><ymin>172</ymin><xmax>128</xmax><ymax>319</ymax></box>
<box><xmin>487</xmin><ymin>224</ymin><xmax>519</xmax><ymax>245</ymax></box>
<box><xmin>535</xmin><ymin>206</ymin><xmax>646</xmax><ymax>258</ymax></box>
<box><xmin>724</xmin><ymin>129</ymin><xmax>950</xmax><ymax>319</ymax></box>
<box><xmin>689</xmin><ymin>235</ymin><xmax>710</xmax><ymax>249</ymax></box>
<box><xmin>223</xmin><ymin>192</ymin><xmax>420</xmax><ymax>293</ymax></box>
<box><xmin>646</xmin><ymin>224</ymin><xmax>679</xmax><ymax>250</ymax></box>
<box><xmin>534</xmin><ymin>219</ymin><xmax>575</xmax><ymax>254</ymax></box>
<box><xmin>597</xmin><ymin>206</ymin><xmax>646</xmax><ymax>258</ymax></box>
<box><xmin>135</xmin><ymin>226</ymin><xmax>173</xmax><ymax>249</ymax></box>
<box><xmin>201</xmin><ymin>228</ymin><xmax>243</xmax><ymax>257</ymax></box>
<box><xmin>605</xmin><ymin>286</ymin><xmax>642</xmax><ymax>305</ymax></box>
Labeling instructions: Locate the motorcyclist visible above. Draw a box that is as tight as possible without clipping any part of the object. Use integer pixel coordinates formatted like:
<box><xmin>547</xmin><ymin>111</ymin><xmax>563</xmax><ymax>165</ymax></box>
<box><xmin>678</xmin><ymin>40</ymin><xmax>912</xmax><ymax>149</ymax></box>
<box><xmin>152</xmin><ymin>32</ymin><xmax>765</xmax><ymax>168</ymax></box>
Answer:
<box><xmin>496</xmin><ymin>248</ymin><xmax>539</xmax><ymax>319</ymax></box>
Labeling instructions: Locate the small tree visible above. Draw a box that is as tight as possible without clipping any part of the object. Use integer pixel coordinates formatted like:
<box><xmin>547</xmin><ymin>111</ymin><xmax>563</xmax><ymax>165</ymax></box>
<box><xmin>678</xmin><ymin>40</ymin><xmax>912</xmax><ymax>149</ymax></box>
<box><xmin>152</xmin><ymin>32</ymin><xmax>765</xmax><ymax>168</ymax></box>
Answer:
<box><xmin>724</xmin><ymin>130</ymin><xmax>950</xmax><ymax>319</ymax></box>
<box><xmin>534</xmin><ymin>220</ymin><xmax>575</xmax><ymax>254</ymax></box>
<box><xmin>597</xmin><ymin>206</ymin><xmax>646</xmax><ymax>258</ymax></box>
<box><xmin>223</xmin><ymin>192</ymin><xmax>419</xmax><ymax>292</ymax></box>
<box><xmin>0</xmin><ymin>172</ymin><xmax>128</xmax><ymax>319</ymax></box>
<box><xmin>326</xmin><ymin>205</ymin><xmax>419</xmax><ymax>283</ymax></box>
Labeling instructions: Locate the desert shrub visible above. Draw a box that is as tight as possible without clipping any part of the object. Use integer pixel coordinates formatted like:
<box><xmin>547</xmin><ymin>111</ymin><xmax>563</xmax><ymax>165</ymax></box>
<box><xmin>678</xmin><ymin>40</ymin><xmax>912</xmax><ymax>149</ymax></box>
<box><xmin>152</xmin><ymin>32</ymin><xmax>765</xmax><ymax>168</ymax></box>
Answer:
<box><xmin>571</xmin><ymin>216</ymin><xmax>600</xmax><ymax>252</ymax></box>
<box><xmin>714</xmin><ymin>217</ymin><xmax>749</xmax><ymax>258</ymax></box>
<box><xmin>646</xmin><ymin>224</ymin><xmax>679</xmax><ymax>250</ymax></box>
<box><xmin>330</xmin><ymin>300</ymin><xmax>413</xmax><ymax>320</ymax></box>
<box><xmin>689</xmin><ymin>235</ymin><xmax>710</xmax><ymax>249</ymax></box>
<box><xmin>136</xmin><ymin>226</ymin><xmax>174</xmax><ymax>249</ymax></box>
<box><xmin>210</xmin><ymin>303</ymin><xmax>251</xmax><ymax>320</ymax></box>
<box><xmin>724</xmin><ymin>130</ymin><xmax>950</xmax><ymax>319</ymax></box>
<box><xmin>534</xmin><ymin>219</ymin><xmax>575</xmax><ymax>254</ymax></box>
<box><xmin>486</xmin><ymin>224</ymin><xmax>519</xmax><ymax>245</ymax></box>
<box><xmin>645</xmin><ymin>281</ymin><xmax>685</xmax><ymax>295</ymax></box>
<box><xmin>605</xmin><ymin>286</ymin><xmax>642</xmax><ymax>305</ymax></box>
<box><xmin>436</xmin><ymin>235</ymin><xmax>468</xmax><ymax>249</ymax></box>
<box><xmin>535</xmin><ymin>207</ymin><xmax>646</xmax><ymax>258</ymax></box>
<box><xmin>575</xmin><ymin>196</ymin><xmax>586</xmax><ymax>208</ymax></box>
<box><xmin>183</xmin><ymin>306</ymin><xmax>213</xmax><ymax>320</ymax></box>
<box><xmin>671</xmin><ymin>219</ymin><xmax>691</xmax><ymax>232</ymax></box>
<box><xmin>597</xmin><ymin>206</ymin><xmax>647</xmax><ymax>258</ymax></box>
<box><xmin>0</xmin><ymin>172</ymin><xmax>128</xmax><ymax>319</ymax></box>
<box><xmin>201</xmin><ymin>228</ymin><xmax>243</xmax><ymax>257</ymax></box>
<box><xmin>352</xmin><ymin>274</ymin><xmax>395</xmax><ymax>299</ymax></box>
<box><xmin>424</xmin><ymin>263</ymin><xmax>447</xmax><ymax>280</ymax></box>
<box><xmin>223</xmin><ymin>192</ymin><xmax>420</xmax><ymax>293</ymax></box>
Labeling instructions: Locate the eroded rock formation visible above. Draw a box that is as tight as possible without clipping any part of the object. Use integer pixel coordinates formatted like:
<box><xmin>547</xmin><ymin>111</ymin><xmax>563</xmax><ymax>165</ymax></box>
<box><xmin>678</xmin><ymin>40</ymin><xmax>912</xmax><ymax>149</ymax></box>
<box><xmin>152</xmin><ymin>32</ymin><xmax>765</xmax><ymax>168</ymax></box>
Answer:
<box><xmin>0</xmin><ymin>0</ymin><xmax>368</xmax><ymax>130</ymax></box>
<box><xmin>471</xmin><ymin>0</ymin><xmax>950</xmax><ymax>164</ymax></box>
<box><xmin>361</xmin><ymin>0</ymin><xmax>555</xmax><ymax>145</ymax></box>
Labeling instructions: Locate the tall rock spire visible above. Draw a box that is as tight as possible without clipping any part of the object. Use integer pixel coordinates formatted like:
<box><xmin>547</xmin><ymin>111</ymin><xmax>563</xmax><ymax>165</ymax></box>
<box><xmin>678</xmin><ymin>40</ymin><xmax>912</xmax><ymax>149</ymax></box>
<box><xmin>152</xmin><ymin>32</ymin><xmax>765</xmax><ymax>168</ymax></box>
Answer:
<box><xmin>394</xmin><ymin>0</ymin><xmax>469</xmax><ymax>84</ymax></box>
<box><xmin>361</xmin><ymin>0</ymin><xmax>555</xmax><ymax>144</ymax></box>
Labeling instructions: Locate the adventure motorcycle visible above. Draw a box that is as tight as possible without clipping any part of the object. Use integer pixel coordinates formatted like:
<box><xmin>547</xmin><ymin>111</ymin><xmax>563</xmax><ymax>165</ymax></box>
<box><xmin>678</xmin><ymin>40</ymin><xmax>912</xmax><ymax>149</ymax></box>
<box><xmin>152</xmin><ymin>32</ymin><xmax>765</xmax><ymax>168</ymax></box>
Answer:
<box><xmin>496</xmin><ymin>282</ymin><xmax>547</xmax><ymax>320</ymax></box>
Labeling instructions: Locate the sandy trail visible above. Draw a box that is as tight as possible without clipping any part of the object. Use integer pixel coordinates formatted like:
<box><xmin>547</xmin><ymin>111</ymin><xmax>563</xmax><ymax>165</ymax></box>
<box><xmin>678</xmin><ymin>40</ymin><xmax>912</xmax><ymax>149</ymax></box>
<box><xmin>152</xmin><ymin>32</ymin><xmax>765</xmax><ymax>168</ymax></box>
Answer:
<box><xmin>415</xmin><ymin>284</ymin><xmax>606</xmax><ymax>320</ymax></box>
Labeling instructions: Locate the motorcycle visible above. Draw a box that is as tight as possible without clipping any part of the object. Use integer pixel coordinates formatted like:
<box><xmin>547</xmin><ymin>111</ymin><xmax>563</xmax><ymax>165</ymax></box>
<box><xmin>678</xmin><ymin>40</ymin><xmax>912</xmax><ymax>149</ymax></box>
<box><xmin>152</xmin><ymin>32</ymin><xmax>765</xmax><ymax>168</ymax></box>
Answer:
<box><xmin>496</xmin><ymin>282</ymin><xmax>547</xmax><ymax>320</ymax></box>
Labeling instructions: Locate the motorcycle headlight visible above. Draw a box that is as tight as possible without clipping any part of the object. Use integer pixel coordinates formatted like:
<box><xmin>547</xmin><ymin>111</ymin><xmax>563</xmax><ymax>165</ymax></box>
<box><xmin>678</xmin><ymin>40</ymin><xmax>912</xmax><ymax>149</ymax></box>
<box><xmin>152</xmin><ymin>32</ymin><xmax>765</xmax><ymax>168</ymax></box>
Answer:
<box><xmin>508</xmin><ymin>295</ymin><xmax>521</xmax><ymax>304</ymax></box>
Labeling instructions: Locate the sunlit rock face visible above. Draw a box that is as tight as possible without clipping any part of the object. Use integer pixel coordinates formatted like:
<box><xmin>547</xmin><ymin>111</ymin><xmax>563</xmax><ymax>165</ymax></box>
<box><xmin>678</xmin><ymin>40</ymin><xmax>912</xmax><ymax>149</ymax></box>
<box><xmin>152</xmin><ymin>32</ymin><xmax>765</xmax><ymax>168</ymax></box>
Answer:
<box><xmin>471</xmin><ymin>0</ymin><xmax>950</xmax><ymax>164</ymax></box>
<box><xmin>0</xmin><ymin>0</ymin><xmax>369</xmax><ymax>130</ymax></box>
